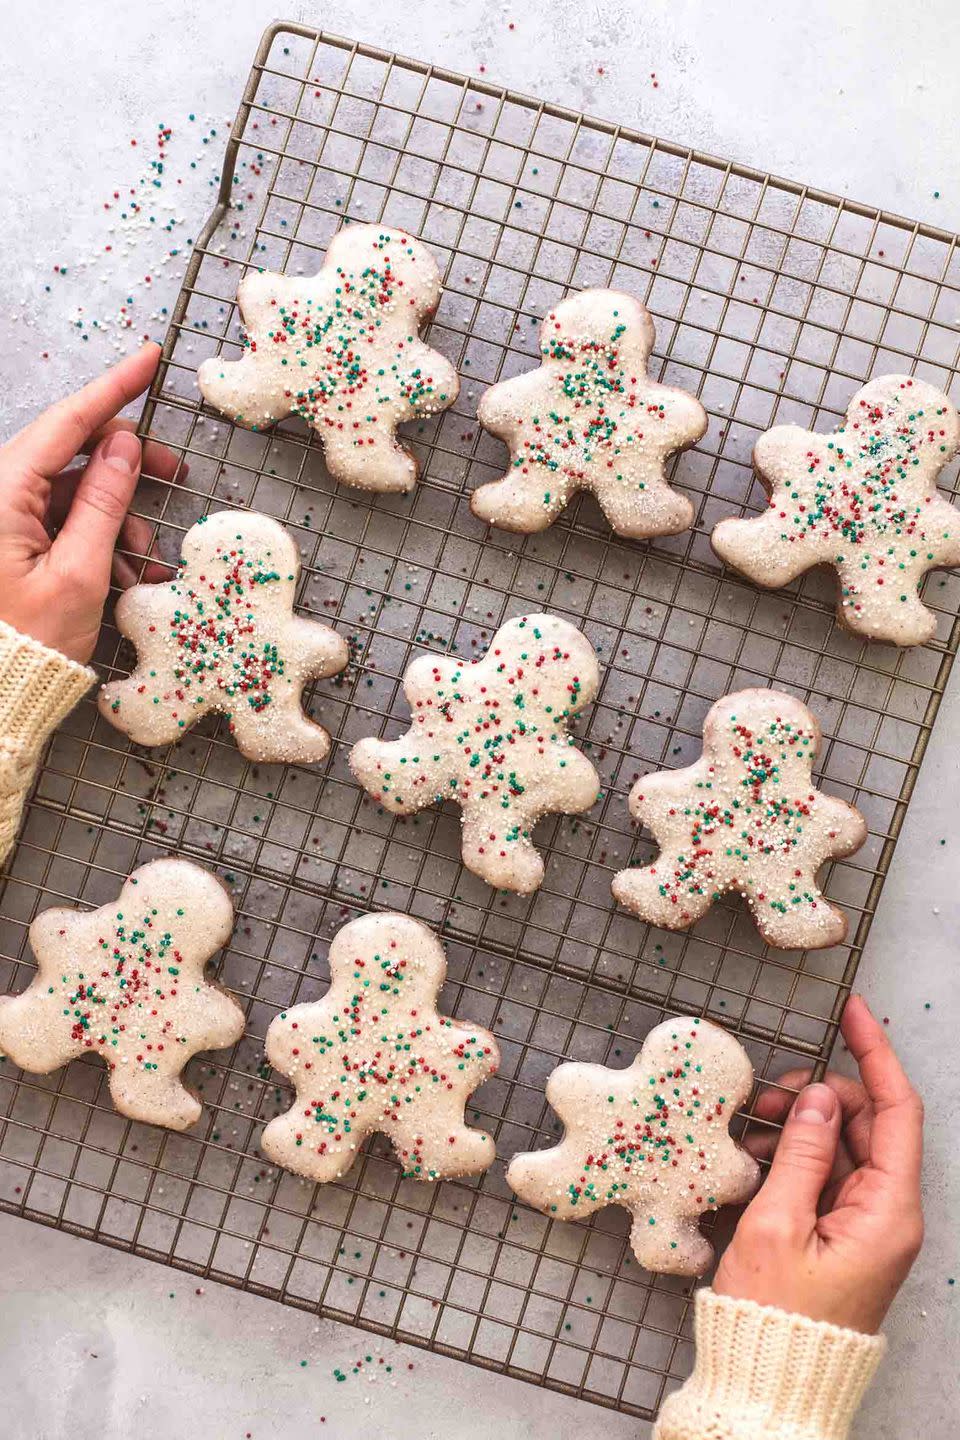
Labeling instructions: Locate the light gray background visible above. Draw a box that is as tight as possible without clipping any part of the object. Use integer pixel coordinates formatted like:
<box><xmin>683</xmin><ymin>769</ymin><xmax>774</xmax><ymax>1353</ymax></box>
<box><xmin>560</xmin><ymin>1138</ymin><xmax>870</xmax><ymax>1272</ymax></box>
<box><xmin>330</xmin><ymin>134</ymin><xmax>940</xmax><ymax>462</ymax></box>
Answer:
<box><xmin>0</xmin><ymin>2</ymin><xmax>957</xmax><ymax>1436</ymax></box>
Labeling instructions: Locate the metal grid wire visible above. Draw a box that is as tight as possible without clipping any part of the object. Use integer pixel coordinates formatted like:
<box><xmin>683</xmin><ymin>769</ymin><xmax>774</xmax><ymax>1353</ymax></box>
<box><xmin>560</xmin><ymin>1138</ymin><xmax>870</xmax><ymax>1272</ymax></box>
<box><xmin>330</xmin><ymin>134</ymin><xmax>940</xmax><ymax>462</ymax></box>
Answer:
<box><xmin>2</xmin><ymin>21</ymin><xmax>959</xmax><ymax>1419</ymax></box>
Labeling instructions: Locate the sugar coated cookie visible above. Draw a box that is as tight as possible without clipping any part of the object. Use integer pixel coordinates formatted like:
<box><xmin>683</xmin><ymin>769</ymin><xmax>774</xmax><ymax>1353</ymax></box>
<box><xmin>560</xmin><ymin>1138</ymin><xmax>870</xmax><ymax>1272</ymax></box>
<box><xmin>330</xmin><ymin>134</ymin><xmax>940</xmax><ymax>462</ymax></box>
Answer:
<box><xmin>0</xmin><ymin>859</ymin><xmax>243</xmax><ymax>1130</ymax></box>
<box><xmin>506</xmin><ymin>1016</ymin><xmax>758</xmax><ymax>1276</ymax></box>
<box><xmin>261</xmin><ymin>912</ymin><xmax>499</xmax><ymax>1184</ymax></box>
<box><xmin>612</xmin><ymin>688</ymin><xmax>866</xmax><ymax>949</ymax></box>
<box><xmin>99</xmin><ymin>510</ymin><xmax>348</xmax><ymax>763</ymax></box>
<box><xmin>197</xmin><ymin>223</ymin><xmax>459</xmax><ymax>492</ymax></box>
<box><xmin>472</xmin><ymin>289</ymin><xmax>707</xmax><ymax>536</ymax></box>
<box><xmin>711</xmin><ymin>375</ymin><xmax>960</xmax><ymax>646</ymax></box>
<box><xmin>349</xmin><ymin>614</ymin><xmax>601</xmax><ymax>893</ymax></box>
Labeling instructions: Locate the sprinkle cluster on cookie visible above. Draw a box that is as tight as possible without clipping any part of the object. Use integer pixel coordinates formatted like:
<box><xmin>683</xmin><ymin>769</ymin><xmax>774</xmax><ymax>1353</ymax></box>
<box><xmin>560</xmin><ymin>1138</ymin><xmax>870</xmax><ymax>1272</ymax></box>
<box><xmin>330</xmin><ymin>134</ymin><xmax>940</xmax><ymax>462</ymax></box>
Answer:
<box><xmin>0</xmin><ymin>859</ymin><xmax>243</xmax><ymax>1130</ymax></box>
<box><xmin>349</xmin><ymin>614</ymin><xmax>601</xmax><ymax>893</ymax></box>
<box><xmin>198</xmin><ymin>223</ymin><xmax>459</xmax><ymax>492</ymax></box>
<box><xmin>262</xmin><ymin>912</ymin><xmax>499</xmax><ymax>1184</ymax></box>
<box><xmin>473</xmin><ymin>289</ymin><xmax>707</xmax><ymax>536</ymax></box>
<box><xmin>100</xmin><ymin>510</ymin><xmax>348</xmax><ymax>762</ymax></box>
<box><xmin>612</xmin><ymin>688</ymin><xmax>866</xmax><ymax>949</ymax></box>
<box><xmin>711</xmin><ymin>375</ymin><xmax>960</xmax><ymax>645</ymax></box>
<box><xmin>506</xmin><ymin>1016</ymin><xmax>758</xmax><ymax>1276</ymax></box>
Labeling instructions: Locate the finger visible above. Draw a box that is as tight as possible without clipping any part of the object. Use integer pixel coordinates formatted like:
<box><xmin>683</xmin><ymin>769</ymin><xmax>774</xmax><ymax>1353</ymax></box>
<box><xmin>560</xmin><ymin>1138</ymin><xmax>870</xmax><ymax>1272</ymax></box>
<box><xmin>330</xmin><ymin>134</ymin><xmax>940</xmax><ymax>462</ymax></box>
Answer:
<box><xmin>54</xmin><ymin>430</ymin><xmax>142</xmax><ymax>587</ymax></box>
<box><xmin>4</xmin><ymin>343</ymin><xmax>160</xmax><ymax>478</ymax></box>
<box><xmin>841</xmin><ymin>995</ymin><xmax>923</xmax><ymax>1190</ymax></box>
<box><xmin>819</xmin><ymin>1139</ymin><xmax>857</xmax><ymax>1213</ymax></box>
<box><xmin>118</xmin><ymin>512</ymin><xmax>172</xmax><ymax>584</ymax></box>
<box><xmin>753</xmin><ymin>1082</ymin><xmax>843</xmax><ymax>1225</ymax></box>
<box><xmin>755</xmin><ymin>1067</ymin><xmax>875</xmax><ymax>1170</ymax></box>
<box><xmin>744</xmin><ymin>1118</ymin><xmax>854</xmax><ymax>1186</ymax></box>
<box><xmin>78</xmin><ymin>420</ymin><xmax>188</xmax><ymax>485</ymax></box>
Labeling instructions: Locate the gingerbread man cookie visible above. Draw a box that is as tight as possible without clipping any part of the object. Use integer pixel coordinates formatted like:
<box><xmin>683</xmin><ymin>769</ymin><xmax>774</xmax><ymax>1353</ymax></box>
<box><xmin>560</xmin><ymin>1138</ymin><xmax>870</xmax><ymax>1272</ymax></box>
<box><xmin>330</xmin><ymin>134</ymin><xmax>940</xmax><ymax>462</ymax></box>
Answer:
<box><xmin>197</xmin><ymin>223</ymin><xmax>459</xmax><ymax>492</ymax></box>
<box><xmin>711</xmin><ymin>375</ymin><xmax>960</xmax><ymax>646</ymax></box>
<box><xmin>612</xmin><ymin>688</ymin><xmax>866</xmax><ymax>950</ymax></box>
<box><xmin>506</xmin><ymin>1016</ymin><xmax>758</xmax><ymax>1276</ymax></box>
<box><xmin>261</xmin><ymin>912</ymin><xmax>499</xmax><ymax>1184</ymax></box>
<box><xmin>472</xmin><ymin>289</ymin><xmax>707</xmax><ymax>537</ymax></box>
<box><xmin>0</xmin><ymin>859</ymin><xmax>243</xmax><ymax>1130</ymax></box>
<box><xmin>349</xmin><ymin>614</ymin><xmax>601</xmax><ymax>893</ymax></box>
<box><xmin>100</xmin><ymin>510</ymin><xmax>348</xmax><ymax>763</ymax></box>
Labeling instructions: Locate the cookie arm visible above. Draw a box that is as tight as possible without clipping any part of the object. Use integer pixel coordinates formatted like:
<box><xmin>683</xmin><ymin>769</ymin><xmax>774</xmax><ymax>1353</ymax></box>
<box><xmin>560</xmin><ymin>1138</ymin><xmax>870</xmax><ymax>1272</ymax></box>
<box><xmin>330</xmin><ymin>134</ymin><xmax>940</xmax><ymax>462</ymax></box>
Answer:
<box><xmin>350</xmin><ymin>732</ymin><xmax>448</xmax><ymax>814</ymax></box>
<box><xmin>612</xmin><ymin>766</ymin><xmax>717</xmax><ymax>930</ymax></box>
<box><xmin>98</xmin><ymin>583</ymin><xmax>203</xmax><ymax>746</ymax></box>
<box><xmin>473</xmin><ymin>370</ymin><xmax>576</xmax><ymax>532</ymax></box>
<box><xmin>197</xmin><ymin>272</ymin><xmax>297</xmax><ymax>431</ymax></box>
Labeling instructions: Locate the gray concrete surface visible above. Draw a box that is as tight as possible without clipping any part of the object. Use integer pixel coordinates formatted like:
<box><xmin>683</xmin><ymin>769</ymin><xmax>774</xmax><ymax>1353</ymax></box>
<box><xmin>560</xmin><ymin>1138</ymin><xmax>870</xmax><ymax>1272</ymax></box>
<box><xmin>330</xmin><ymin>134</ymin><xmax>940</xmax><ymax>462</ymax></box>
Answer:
<box><xmin>0</xmin><ymin>2</ymin><xmax>957</xmax><ymax>1436</ymax></box>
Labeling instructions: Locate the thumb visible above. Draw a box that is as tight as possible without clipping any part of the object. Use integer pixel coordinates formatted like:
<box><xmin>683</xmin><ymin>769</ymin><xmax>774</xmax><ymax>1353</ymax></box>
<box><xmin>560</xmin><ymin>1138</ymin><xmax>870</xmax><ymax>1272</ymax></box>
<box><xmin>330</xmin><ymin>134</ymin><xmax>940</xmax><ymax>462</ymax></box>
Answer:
<box><xmin>757</xmin><ymin>1082</ymin><xmax>842</xmax><ymax>1223</ymax></box>
<box><xmin>55</xmin><ymin>430</ymin><xmax>142</xmax><ymax>585</ymax></box>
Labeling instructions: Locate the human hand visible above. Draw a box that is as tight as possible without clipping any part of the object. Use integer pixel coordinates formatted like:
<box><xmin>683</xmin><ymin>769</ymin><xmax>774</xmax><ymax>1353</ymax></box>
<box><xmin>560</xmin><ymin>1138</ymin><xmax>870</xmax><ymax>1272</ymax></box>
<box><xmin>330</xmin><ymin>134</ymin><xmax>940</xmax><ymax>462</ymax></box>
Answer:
<box><xmin>714</xmin><ymin>994</ymin><xmax>924</xmax><ymax>1334</ymax></box>
<box><xmin>0</xmin><ymin>343</ymin><xmax>184</xmax><ymax>664</ymax></box>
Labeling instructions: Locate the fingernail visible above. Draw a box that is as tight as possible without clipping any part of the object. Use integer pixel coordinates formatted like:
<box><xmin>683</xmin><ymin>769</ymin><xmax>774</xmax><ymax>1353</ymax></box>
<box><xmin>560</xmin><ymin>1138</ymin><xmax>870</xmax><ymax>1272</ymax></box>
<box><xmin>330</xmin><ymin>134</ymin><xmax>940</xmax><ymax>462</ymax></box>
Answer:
<box><xmin>101</xmin><ymin>430</ymin><xmax>141</xmax><ymax>474</ymax></box>
<box><xmin>794</xmin><ymin>1084</ymin><xmax>837</xmax><ymax>1125</ymax></box>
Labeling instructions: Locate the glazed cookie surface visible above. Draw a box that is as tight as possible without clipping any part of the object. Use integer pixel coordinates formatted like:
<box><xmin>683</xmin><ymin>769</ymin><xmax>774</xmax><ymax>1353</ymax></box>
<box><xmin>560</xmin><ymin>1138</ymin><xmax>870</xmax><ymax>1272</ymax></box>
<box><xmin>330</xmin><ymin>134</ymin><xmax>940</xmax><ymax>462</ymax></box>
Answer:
<box><xmin>711</xmin><ymin>374</ymin><xmax>960</xmax><ymax>645</ymax></box>
<box><xmin>197</xmin><ymin>223</ymin><xmax>459</xmax><ymax>492</ymax></box>
<box><xmin>472</xmin><ymin>289</ymin><xmax>707</xmax><ymax>536</ymax></box>
<box><xmin>612</xmin><ymin>688</ymin><xmax>866</xmax><ymax>949</ymax></box>
<box><xmin>261</xmin><ymin>912</ymin><xmax>499</xmax><ymax>1184</ymax></box>
<box><xmin>0</xmin><ymin>859</ymin><xmax>243</xmax><ymax>1130</ymax></box>
<box><xmin>349</xmin><ymin>614</ymin><xmax>601</xmax><ymax>893</ymax></box>
<box><xmin>506</xmin><ymin>1016</ymin><xmax>758</xmax><ymax>1276</ymax></box>
<box><xmin>100</xmin><ymin>510</ymin><xmax>348</xmax><ymax>763</ymax></box>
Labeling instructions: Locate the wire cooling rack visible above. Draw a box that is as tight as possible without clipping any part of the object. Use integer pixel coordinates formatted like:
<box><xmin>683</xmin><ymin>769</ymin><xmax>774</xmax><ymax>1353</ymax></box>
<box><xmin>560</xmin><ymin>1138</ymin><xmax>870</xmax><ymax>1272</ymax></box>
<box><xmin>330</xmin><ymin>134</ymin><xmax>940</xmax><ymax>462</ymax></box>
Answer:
<box><xmin>2</xmin><ymin>21</ymin><xmax>959</xmax><ymax>1421</ymax></box>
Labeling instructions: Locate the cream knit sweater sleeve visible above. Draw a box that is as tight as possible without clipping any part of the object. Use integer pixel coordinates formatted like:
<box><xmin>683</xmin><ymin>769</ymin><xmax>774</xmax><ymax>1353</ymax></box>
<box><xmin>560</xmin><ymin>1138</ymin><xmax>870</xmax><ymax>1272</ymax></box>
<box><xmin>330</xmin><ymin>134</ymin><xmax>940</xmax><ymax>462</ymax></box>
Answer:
<box><xmin>653</xmin><ymin>1289</ymin><xmax>885</xmax><ymax>1440</ymax></box>
<box><xmin>0</xmin><ymin>621</ymin><xmax>95</xmax><ymax>867</ymax></box>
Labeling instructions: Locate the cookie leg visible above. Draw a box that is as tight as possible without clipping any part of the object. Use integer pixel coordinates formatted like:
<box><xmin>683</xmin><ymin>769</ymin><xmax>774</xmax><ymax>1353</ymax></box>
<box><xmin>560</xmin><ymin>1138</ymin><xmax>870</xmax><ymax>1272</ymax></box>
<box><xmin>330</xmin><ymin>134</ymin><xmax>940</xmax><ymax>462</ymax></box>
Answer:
<box><xmin>629</xmin><ymin>1209</ymin><xmax>713</xmax><ymax>1277</ymax></box>
<box><xmin>753</xmin><ymin>887</ymin><xmax>848</xmax><ymax>951</ymax></box>
<box><xmin>108</xmin><ymin>1064</ymin><xmax>203</xmax><ymax>1131</ymax></box>
<box><xmin>0</xmin><ymin>992</ymin><xmax>78</xmax><ymax>1075</ymax></box>
<box><xmin>391</xmin><ymin>1116</ymin><xmax>495</xmax><ymax>1182</ymax></box>
<box><xmin>611</xmin><ymin>861</ymin><xmax>714</xmax><ymax>930</ymax></box>
<box><xmin>596</xmin><ymin>478</ymin><xmax>694</xmax><ymax>541</ymax></box>
<box><xmin>469</xmin><ymin>472</ymin><xmax>569</xmax><ymax>533</ymax></box>
<box><xmin>98</xmin><ymin>675</ymin><xmax>204</xmax><ymax>748</ymax></box>
<box><xmin>230</xmin><ymin>701</ymin><xmax>333</xmax><ymax>765</ymax></box>
<box><xmin>323</xmin><ymin>421</ymin><xmax>417</xmax><ymax>493</ymax></box>
<box><xmin>836</xmin><ymin>566</ymin><xmax>938</xmax><ymax>646</ymax></box>
<box><xmin>461</xmin><ymin>812</ymin><xmax>545</xmax><ymax>893</ymax></box>
<box><xmin>260</xmin><ymin>1109</ymin><xmax>366</xmax><ymax>1184</ymax></box>
<box><xmin>293</xmin><ymin>620</ymin><xmax>350</xmax><ymax>681</ymax></box>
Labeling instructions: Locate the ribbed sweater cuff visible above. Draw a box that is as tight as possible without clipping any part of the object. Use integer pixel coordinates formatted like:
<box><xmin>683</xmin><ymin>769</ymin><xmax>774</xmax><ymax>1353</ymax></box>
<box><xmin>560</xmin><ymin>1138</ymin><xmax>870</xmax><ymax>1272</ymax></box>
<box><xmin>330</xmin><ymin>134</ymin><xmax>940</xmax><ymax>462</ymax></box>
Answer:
<box><xmin>0</xmin><ymin>620</ymin><xmax>95</xmax><ymax>751</ymax></box>
<box><xmin>653</xmin><ymin>1289</ymin><xmax>885</xmax><ymax>1440</ymax></box>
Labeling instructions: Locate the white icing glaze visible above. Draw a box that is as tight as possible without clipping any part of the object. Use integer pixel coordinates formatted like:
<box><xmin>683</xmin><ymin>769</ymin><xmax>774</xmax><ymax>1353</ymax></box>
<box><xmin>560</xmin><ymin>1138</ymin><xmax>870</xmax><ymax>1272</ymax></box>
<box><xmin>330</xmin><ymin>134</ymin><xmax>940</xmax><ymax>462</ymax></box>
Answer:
<box><xmin>0</xmin><ymin>859</ymin><xmax>243</xmax><ymax>1130</ymax></box>
<box><xmin>711</xmin><ymin>374</ymin><xmax>960</xmax><ymax>646</ymax></box>
<box><xmin>612</xmin><ymin>687</ymin><xmax>867</xmax><ymax>950</ymax></box>
<box><xmin>472</xmin><ymin>288</ymin><xmax>707</xmax><ymax>536</ymax></box>
<box><xmin>197</xmin><ymin>223</ymin><xmax>459</xmax><ymax>492</ymax></box>
<box><xmin>261</xmin><ymin>912</ymin><xmax>499</xmax><ymax>1184</ymax></box>
<box><xmin>506</xmin><ymin>1016</ymin><xmax>758</xmax><ymax>1276</ymax></box>
<box><xmin>99</xmin><ymin>510</ymin><xmax>348</xmax><ymax>763</ymax></box>
<box><xmin>349</xmin><ymin>614</ymin><xmax>601</xmax><ymax>893</ymax></box>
